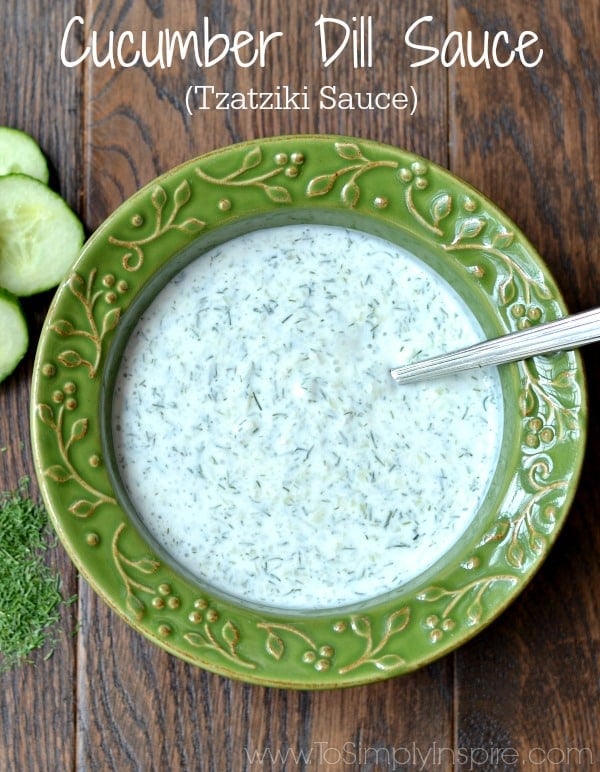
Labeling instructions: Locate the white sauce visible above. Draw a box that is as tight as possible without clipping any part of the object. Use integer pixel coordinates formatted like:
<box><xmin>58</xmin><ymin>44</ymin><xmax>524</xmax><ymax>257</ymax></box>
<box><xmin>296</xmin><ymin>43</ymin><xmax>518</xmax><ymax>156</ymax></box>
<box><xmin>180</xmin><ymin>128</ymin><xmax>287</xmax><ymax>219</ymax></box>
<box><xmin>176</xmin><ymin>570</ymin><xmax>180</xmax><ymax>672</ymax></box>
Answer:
<box><xmin>112</xmin><ymin>225</ymin><xmax>503</xmax><ymax>609</ymax></box>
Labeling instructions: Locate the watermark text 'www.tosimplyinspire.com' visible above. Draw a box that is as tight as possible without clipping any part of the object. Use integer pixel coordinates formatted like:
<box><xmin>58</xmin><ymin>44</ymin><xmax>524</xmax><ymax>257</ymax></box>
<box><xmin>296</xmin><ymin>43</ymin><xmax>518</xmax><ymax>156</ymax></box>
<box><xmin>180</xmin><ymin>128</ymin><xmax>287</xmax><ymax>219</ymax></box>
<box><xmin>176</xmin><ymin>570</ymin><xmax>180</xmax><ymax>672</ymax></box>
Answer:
<box><xmin>243</xmin><ymin>741</ymin><xmax>594</xmax><ymax>769</ymax></box>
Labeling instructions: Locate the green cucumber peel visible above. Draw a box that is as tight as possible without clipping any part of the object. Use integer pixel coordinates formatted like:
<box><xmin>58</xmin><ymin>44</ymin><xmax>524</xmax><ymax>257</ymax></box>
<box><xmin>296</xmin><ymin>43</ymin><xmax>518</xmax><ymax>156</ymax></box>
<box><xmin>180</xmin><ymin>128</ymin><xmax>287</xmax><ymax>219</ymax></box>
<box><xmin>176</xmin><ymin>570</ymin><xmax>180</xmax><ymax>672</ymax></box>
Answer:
<box><xmin>0</xmin><ymin>127</ymin><xmax>49</xmax><ymax>183</ymax></box>
<box><xmin>0</xmin><ymin>288</ymin><xmax>28</xmax><ymax>382</ymax></box>
<box><xmin>0</xmin><ymin>174</ymin><xmax>84</xmax><ymax>296</ymax></box>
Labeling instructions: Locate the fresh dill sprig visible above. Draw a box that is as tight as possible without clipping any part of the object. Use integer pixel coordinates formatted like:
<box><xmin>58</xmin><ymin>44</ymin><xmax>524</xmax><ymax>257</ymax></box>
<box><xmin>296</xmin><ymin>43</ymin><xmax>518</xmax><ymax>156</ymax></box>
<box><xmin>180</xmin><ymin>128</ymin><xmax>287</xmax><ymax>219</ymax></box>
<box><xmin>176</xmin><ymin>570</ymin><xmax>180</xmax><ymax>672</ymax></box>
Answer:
<box><xmin>0</xmin><ymin>479</ymin><xmax>66</xmax><ymax>673</ymax></box>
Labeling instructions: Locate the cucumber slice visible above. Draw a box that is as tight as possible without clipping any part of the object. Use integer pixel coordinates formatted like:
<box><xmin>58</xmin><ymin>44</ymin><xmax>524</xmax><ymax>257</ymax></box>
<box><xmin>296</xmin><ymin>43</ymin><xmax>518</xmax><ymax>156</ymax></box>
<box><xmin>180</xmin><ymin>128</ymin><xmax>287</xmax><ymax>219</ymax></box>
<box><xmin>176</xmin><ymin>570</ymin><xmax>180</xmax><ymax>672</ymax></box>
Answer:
<box><xmin>0</xmin><ymin>288</ymin><xmax>28</xmax><ymax>382</ymax></box>
<box><xmin>0</xmin><ymin>174</ymin><xmax>84</xmax><ymax>296</ymax></box>
<box><xmin>0</xmin><ymin>127</ymin><xmax>49</xmax><ymax>183</ymax></box>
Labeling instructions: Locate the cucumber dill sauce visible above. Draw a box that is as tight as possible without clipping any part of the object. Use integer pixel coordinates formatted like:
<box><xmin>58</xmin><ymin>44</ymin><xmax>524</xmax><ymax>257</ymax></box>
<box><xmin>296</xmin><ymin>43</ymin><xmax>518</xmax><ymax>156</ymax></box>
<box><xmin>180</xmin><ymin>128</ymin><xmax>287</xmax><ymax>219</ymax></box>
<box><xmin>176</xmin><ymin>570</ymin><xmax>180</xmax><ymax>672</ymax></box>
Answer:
<box><xmin>112</xmin><ymin>225</ymin><xmax>503</xmax><ymax>610</ymax></box>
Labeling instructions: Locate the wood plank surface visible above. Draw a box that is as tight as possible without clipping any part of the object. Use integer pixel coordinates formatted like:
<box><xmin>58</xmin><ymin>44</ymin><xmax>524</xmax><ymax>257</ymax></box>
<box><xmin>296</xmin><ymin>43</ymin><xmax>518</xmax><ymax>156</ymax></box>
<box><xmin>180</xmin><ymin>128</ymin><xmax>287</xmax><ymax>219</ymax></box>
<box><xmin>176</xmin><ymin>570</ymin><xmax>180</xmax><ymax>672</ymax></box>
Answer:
<box><xmin>448</xmin><ymin>3</ymin><xmax>600</xmax><ymax>767</ymax></box>
<box><xmin>0</xmin><ymin>1</ymin><xmax>598</xmax><ymax>770</ymax></box>
<box><xmin>0</xmin><ymin>3</ymin><xmax>82</xmax><ymax>771</ymax></box>
<box><xmin>77</xmin><ymin>3</ymin><xmax>455</xmax><ymax>770</ymax></box>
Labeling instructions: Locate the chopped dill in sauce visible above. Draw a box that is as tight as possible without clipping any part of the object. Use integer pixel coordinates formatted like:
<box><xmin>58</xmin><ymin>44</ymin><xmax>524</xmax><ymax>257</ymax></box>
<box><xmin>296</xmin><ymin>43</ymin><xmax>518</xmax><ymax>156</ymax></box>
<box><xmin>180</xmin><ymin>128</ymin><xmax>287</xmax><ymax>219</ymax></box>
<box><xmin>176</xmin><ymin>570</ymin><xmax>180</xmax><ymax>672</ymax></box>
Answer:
<box><xmin>112</xmin><ymin>225</ymin><xmax>503</xmax><ymax>610</ymax></box>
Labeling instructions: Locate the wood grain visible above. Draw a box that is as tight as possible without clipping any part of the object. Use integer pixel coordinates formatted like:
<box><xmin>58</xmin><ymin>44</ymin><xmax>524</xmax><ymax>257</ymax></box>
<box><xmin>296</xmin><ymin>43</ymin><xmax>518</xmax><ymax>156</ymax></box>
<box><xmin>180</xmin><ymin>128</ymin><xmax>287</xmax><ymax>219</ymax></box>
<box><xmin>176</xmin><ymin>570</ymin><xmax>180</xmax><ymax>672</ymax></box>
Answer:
<box><xmin>1</xmin><ymin>0</ymin><xmax>599</xmax><ymax>769</ymax></box>
<box><xmin>77</xmin><ymin>585</ymin><xmax>454</xmax><ymax>771</ymax></box>
<box><xmin>0</xmin><ymin>3</ymin><xmax>83</xmax><ymax>771</ymax></box>
<box><xmin>77</xmin><ymin>2</ymin><xmax>455</xmax><ymax>769</ymax></box>
<box><xmin>83</xmin><ymin>0</ymin><xmax>450</xmax><ymax>227</ymax></box>
<box><xmin>448</xmin><ymin>1</ymin><xmax>600</xmax><ymax>766</ymax></box>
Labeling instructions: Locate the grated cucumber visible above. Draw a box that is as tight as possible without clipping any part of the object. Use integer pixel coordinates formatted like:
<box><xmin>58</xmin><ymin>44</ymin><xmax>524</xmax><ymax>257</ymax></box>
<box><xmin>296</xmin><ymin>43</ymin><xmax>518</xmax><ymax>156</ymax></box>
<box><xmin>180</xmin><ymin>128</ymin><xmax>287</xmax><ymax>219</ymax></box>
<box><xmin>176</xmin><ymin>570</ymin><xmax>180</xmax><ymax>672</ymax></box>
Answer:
<box><xmin>0</xmin><ymin>127</ymin><xmax>49</xmax><ymax>183</ymax></box>
<box><xmin>0</xmin><ymin>174</ymin><xmax>84</xmax><ymax>296</ymax></box>
<box><xmin>0</xmin><ymin>288</ymin><xmax>28</xmax><ymax>382</ymax></box>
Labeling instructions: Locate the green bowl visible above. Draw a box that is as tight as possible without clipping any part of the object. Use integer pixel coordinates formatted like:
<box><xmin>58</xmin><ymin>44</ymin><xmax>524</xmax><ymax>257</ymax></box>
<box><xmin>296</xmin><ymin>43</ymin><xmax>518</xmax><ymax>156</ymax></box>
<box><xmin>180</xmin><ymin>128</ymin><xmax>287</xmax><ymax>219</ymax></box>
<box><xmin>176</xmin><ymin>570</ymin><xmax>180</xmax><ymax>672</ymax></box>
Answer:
<box><xmin>31</xmin><ymin>135</ymin><xmax>586</xmax><ymax>688</ymax></box>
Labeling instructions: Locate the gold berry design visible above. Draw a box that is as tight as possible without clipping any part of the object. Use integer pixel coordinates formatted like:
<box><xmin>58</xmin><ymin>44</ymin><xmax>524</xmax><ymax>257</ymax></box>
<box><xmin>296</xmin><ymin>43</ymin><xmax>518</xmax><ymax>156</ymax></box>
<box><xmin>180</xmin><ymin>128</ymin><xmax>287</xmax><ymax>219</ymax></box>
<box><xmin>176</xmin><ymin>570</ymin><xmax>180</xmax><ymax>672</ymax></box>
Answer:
<box><xmin>52</xmin><ymin>380</ymin><xmax>78</xmax><ymax>406</ymax></box>
<box><xmin>182</xmin><ymin>600</ymin><xmax>255</xmax><ymax>670</ymax></box>
<box><xmin>373</xmin><ymin>195</ymin><xmax>389</xmax><ymax>209</ymax></box>
<box><xmin>258</xmin><ymin>622</ymin><xmax>336</xmax><ymax>671</ymax></box>
<box><xmin>524</xmin><ymin>417</ymin><xmax>555</xmax><ymax>449</ymax></box>
<box><xmin>511</xmin><ymin>302</ymin><xmax>543</xmax><ymax>329</ymax></box>
<box><xmin>302</xmin><ymin>643</ymin><xmax>334</xmax><ymax>672</ymax></box>
<box><xmin>398</xmin><ymin>161</ymin><xmax>429</xmax><ymax>190</ymax></box>
<box><xmin>423</xmin><ymin>613</ymin><xmax>455</xmax><ymax>644</ymax></box>
<box><xmin>183</xmin><ymin>599</ymin><xmax>218</xmax><ymax>626</ymax></box>
<box><xmin>195</xmin><ymin>145</ymin><xmax>305</xmax><ymax>204</ymax></box>
<box><xmin>85</xmin><ymin>532</ymin><xmax>100</xmax><ymax>547</ymax></box>
<box><xmin>88</xmin><ymin>454</ymin><xmax>101</xmax><ymax>468</ymax></box>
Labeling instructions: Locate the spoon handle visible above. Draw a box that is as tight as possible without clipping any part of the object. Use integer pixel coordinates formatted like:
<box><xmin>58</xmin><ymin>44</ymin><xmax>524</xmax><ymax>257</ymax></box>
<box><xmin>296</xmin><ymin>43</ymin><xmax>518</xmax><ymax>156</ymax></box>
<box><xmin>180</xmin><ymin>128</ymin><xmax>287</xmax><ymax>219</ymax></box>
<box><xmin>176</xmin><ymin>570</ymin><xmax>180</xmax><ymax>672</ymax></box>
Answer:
<box><xmin>390</xmin><ymin>307</ymin><xmax>600</xmax><ymax>384</ymax></box>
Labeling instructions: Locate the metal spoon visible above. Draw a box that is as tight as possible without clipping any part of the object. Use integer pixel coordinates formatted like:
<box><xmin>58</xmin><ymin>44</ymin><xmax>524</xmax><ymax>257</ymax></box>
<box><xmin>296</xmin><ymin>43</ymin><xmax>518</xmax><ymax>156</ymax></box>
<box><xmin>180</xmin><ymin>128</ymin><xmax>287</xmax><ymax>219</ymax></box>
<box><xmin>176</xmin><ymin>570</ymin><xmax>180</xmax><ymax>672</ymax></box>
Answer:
<box><xmin>390</xmin><ymin>306</ymin><xmax>600</xmax><ymax>385</ymax></box>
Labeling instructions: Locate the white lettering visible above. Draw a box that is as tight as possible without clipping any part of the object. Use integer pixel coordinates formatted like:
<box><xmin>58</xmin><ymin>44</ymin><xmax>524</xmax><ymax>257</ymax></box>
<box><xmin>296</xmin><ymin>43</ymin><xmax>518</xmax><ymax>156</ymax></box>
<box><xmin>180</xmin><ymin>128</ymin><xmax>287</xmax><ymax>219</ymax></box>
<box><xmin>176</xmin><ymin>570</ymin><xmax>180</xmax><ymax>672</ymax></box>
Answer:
<box><xmin>406</xmin><ymin>14</ymin><xmax>543</xmax><ymax>69</ymax></box>
<box><xmin>319</xmin><ymin>85</ymin><xmax>410</xmax><ymax>111</ymax></box>
<box><xmin>515</xmin><ymin>30</ymin><xmax>544</xmax><ymax>67</ymax></box>
<box><xmin>116</xmin><ymin>30</ymin><xmax>140</xmax><ymax>68</ymax></box>
<box><xmin>315</xmin><ymin>15</ymin><xmax>351</xmax><ymax>67</ymax></box>
<box><xmin>202</xmin><ymin>26</ymin><xmax>229</xmax><ymax>67</ymax></box>
<box><xmin>59</xmin><ymin>16</ymin><xmax>283</xmax><ymax>70</ymax></box>
<box><xmin>314</xmin><ymin>15</ymin><xmax>373</xmax><ymax>68</ymax></box>
<box><xmin>163</xmin><ymin>30</ymin><xmax>202</xmax><ymax>68</ymax></box>
<box><xmin>405</xmin><ymin>16</ymin><xmax>439</xmax><ymax>69</ymax></box>
<box><xmin>491</xmin><ymin>31</ymin><xmax>515</xmax><ymax>68</ymax></box>
<box><xmin>61</xmin><ymin>15</ymin><xmax>89</xmax><ymax>68</ymax></box>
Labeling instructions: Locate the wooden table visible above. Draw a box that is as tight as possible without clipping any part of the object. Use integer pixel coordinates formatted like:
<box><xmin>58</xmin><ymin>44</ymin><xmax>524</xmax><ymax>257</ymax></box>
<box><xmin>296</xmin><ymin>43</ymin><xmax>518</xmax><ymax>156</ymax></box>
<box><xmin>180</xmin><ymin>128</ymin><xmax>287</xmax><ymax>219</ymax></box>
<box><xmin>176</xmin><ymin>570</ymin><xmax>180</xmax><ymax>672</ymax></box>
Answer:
<box><xmin>1</xmin><ymin>2</ymin><xmax>599</xmax><ymax>769</ymax></box>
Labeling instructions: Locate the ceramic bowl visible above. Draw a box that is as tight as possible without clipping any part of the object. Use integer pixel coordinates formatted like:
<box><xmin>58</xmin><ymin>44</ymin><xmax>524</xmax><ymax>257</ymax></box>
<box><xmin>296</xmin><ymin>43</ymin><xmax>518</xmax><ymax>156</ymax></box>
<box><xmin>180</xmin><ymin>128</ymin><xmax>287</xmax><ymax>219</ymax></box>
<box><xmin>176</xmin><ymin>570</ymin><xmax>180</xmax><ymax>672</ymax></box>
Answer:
<box><xmin>31</xmin><ymin>135</ymin><xmax>586</xmax><ymax>688</ymax></box>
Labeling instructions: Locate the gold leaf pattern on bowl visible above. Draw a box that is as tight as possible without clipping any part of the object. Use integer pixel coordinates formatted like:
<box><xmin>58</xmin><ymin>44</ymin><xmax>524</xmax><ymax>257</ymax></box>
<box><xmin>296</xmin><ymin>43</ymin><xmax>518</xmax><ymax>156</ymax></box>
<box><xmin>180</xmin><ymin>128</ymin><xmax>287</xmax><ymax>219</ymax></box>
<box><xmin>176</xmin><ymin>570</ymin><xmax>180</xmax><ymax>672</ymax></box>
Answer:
<box><xmin>31</xmin><ymin>136</ymin><xmax>586</xmax><ymax>688</ymax></box>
